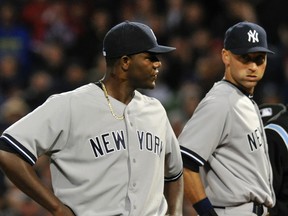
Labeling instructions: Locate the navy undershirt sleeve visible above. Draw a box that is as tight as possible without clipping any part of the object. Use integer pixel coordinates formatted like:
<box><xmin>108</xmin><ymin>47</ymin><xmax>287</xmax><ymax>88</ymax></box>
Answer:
<box><xmin>0</xmin><ymin>138</ymin><xmax>17</xmax><ymax>153</ymax></box>
<box><xmin>182</xmin><ymin>153</ymin><xmax>200</xmax><ymax>172</ymax></box>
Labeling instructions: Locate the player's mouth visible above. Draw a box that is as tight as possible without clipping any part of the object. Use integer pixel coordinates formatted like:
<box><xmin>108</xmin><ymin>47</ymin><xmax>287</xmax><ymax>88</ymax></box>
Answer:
<box><xmin>152</xmin><ymin>69</ymin><xmax>159</xmax><ymax>79</ymax></box>
<box><xmin>246</xmin><ymin>75</ymin><xmax>258</xmax><ymax>81</ymax></box>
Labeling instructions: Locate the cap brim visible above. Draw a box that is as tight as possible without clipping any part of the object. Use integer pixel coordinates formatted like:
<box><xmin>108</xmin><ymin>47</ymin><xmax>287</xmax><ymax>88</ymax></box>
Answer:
<box><xmin>148</xmin><ymin>45</ymin><xmax>176</xmax><ymax>54</ymax></box>
<box><xmin>230</xmin><ymin>47</ymin><xmax>274</xmax><ymax>55</ymax></box>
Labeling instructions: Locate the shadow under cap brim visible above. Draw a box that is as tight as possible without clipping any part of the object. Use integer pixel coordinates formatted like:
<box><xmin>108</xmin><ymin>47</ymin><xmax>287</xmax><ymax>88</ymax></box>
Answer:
<box><xmin>229</xmin><ymin>47</ymin><xmax>275</xmax><ymax>55</ymax></box>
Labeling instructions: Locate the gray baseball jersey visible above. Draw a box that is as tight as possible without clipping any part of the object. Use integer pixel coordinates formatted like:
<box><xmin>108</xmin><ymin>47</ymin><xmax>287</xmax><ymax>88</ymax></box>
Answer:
<box><xmin>179</xmin><ymin>80</ymin><xmax>275</xmax><ymax>207</ymax></box>
<box><xmin>1</xmin><ymin>83</ymin><xmax>183</xmax><ymax>216</ymax></box>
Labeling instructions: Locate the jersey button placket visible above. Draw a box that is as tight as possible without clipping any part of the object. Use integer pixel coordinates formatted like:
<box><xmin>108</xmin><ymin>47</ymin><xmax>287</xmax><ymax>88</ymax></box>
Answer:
<box><xmin>131</xmin><ymin>158</ymin><xmax>137</xmax><ymax>192</ymax></box>
<box><xmin>125</xmin><ymin>108</ymin><xmax>138</xmax><ymax>214</ymax></box>
<box><xmin>127</xmin><ymin>110</ymin><xmax>133</xmax><ymax>127</ymax></box>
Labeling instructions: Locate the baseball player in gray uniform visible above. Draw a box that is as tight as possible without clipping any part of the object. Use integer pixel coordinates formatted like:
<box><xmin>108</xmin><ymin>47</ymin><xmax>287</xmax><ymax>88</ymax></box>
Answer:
<box><xmin>0</xmin><ymin>21</ymin><xmax>183</xmax><ymax>216</ymax></box>
<box><xmin>179</xmin><ymin>21</ymin><xmax>275</xmax><ymax>216</ymax></box>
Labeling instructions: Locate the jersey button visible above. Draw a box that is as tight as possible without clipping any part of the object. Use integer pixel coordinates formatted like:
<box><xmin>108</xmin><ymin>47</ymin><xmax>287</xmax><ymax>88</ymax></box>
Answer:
<box><xmin>133</xmin><ymin>183</ymin><xmax>136</xmax><ymax>187</ymax></box>
<box><xmin>132</xmin><ymin>158</ymin><xmax>136</xmax><ymax>163</ymax></box>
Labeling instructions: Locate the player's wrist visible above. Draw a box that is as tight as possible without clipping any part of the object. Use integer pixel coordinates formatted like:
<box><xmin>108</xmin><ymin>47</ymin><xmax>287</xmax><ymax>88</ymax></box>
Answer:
<box><xmin>193</xmin><ymin>197</ymin><xmax>218</xmax><ymax>216</ymax></box>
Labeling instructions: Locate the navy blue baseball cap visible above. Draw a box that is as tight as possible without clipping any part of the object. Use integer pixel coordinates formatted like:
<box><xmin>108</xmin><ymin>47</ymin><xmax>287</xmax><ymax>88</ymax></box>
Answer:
<box><xmin>103</xmin><ymin>21</ymin><xmax>176</xmax><ymax>58</ymax></box>
<box><xmin>224</xmin><ymin>21</ymin><xmax>274</xmax><ymax>55</ymax></box>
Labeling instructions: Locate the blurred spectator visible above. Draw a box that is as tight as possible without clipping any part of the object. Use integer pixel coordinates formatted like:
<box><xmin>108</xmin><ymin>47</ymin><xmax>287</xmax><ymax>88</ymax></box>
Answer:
<box><xmin>165</xmin><ymin>0</ymin><xmax>183</xmax><ymax>32</ymax></box>
<box><xmin>61</xmin><ymin>59</ymin><xmax>88</xmax><ymax>92</ymax></box>
<box><xmin>174</xmin><ymin>1</ymin><xmax>207</xmax><ymax>37</ymax></box>
<box><xmin>0</xmin><ymin>55</ymin><xmax>24</xmax><ymax>99</ymax></box>
<box><xmin>259</xmin><ymin>83</ymin><xmax>285</xmax><ymax>104</ymax></box>
<box><xmin>211</xmin><ymin>0</ymin><xmax>258</xmax><ymax>38</ymax></box>
<box><xmin>23</xmin><ymin>70</ymin><xmax>54</xmax><ymax>110</ymax></box>
<box><xmin>66</xmin><ymin>1</ymin><xmax>88</xmax><ymax>40</ymax></box>
<box><xmin>22</xmin><ymin>0</ymin><xmax>87</xmax><ymax>61</ymax></box>
<box><xmin>32</xmin><ymin>40</ymin><xmax>66</xmax><ymax>87</ymax></box>
<box><xmin>71</xmin><ymin>8</ymin><xmax>112</xmax><ymax>69</ymax></box>
<box><xmin>0</xmin><ymin>2</ymin><xmax>31</xmax><ymax>83</ymax></box>
<box><xmin>257</xmin><ymin>0</ymin><xmax>288</xmax><ymax>44</ymax></box>
<box><xmin>118</xmin><ymin>2</ymin><xmax>135</xmax><ymax>21</ymax></box>
<box><xmin>87</xmin><ymin>53</ymin><xmax>109</xmax><ymax>82</ymax></box>
<box><xmin>275</xmin><ymin>23</ymin><xmax>288</xmax><ymax>104</ymax></box>
<box><xmin>21</xmin><ymin>0</ymin><xmax>50</xmax><ymax>46</ymax></box>
<box><xmin>0</xmin><ymin>96</ymin><xmax>30</xmax><ymax>133</ymax></box>
<box><xmin>41</xmin><ymin>1</ymin><xmax>75</xmax><ymax>47</ymax></box>
<box><xmin>193</xmin><ymin>53</ymin><xmax>223</xmax><ymax>94</ymax></box>
<box><xmin>133</xmin><ymin>0</ymin><xmax>157</xmax><ymax>24</ymax></box>
<box><xmin>176</xmin><ymin>81</ymin><xmax>203</xmax><ymax>120</ymax></box>
<box><xmin>163</xmin><ymin>35</ymin><xmax>194</xmax><ymax>90</ymax></box>
<box><xmin>167</xmin><ymin>81</ymin><xmax>203</xmax><ymax>137</ymax></box>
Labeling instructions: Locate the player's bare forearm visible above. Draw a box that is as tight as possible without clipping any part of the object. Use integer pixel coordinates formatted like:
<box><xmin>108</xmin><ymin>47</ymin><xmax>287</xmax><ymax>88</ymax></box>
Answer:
<box><xmin>183</xmin><ymin>168</ymin><xmax>207</xmax><ymax>204</ymax></box>
<box><xmin>164</xmin><ymin>175</ymin><xmax>184</xmax><ymax>216</ymax></box>
<box><xmin>0</xmin><ymin>150</ymin><xmax>75</xmax><ymax>216</ymax></box>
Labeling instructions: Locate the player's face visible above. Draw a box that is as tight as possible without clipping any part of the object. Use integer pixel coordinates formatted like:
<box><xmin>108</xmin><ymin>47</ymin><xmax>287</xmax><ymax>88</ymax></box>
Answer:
<box><xmin>126</xmin><ymin>52</ymin><xmax>161</xmax><ymax>89</ymax></box>
<box><xmin>222</xmin><ymin>49</ymin><xmax>267</xmax><ymax>95</ymax></box>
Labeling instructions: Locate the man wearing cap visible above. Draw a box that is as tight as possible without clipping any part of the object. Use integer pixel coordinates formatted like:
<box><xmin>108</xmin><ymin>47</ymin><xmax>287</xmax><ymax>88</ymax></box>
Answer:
<box><xmin>0</xmin><ymin>21</ymin><xmax>183</xmax><ymax>216</ymax></box>
<box><xmin>179</xmin><ymin>21</ymin><xmax>275</xmax><ymax>216</ymax></box>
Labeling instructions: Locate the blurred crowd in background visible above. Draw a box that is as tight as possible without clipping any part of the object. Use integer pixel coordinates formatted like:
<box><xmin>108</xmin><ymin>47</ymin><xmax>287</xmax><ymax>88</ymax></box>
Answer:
<box><xmin>0</xmin><ymin>0</ymin><xmax>288</xmax><ymax>215</ymax></box>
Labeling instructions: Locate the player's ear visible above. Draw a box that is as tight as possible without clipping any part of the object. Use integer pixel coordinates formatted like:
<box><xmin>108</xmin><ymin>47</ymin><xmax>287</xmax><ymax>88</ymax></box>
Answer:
<box><xmin>222</xmin><ymin>49</ymin><xmax>230</xmax><ymax>64</ymax></box>
<box><xmin>120</xmin><ymin>55</ymin><xmax>130</xmax><ymax>71</ymax></box>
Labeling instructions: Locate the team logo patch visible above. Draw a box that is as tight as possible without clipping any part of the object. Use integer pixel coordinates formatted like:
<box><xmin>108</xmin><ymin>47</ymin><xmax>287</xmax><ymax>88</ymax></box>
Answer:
<box><xmin>259</xmin><ymin>107</ymin><xmax>273</xmax><ymax>118</ymax></box>
<box><xmin>247</xmin><ymin>30</ymin><xmax>259</xmax><ymax>43</ymax></box>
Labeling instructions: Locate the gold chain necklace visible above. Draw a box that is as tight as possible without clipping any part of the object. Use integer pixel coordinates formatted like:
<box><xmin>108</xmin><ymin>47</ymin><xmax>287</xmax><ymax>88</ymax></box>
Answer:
<box><xmin>99</xmin><ymin>81</ymin><xmax>124</xmax><ymax>120</ymax></box>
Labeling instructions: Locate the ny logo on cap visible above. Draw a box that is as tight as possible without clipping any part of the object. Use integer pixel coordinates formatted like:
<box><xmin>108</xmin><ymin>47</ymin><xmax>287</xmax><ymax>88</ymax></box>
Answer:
<box><xmin>247</xmin><ymin>30</ymin><xmax>259</xmax><ymax>43</ymax></box>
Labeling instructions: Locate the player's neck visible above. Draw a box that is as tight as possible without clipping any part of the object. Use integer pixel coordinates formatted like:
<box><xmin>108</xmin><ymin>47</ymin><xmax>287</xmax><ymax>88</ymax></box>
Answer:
<box><xmin>100</xmin><ymin>79</ymin><xmax>134</xmax><ymax>105</ymax></box>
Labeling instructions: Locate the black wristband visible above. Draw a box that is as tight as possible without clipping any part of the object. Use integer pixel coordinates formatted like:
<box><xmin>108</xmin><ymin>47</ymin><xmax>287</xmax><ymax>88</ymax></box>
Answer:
<box><xmin>193</xmin><ymin>197</ymin><xmax>218</xmax><ymax>216</ymax></box>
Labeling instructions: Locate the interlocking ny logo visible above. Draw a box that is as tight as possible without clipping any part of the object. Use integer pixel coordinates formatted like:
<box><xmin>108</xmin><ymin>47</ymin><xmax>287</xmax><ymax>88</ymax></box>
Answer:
<box><xmin>247</xmin><ymin>30</ymin><xmax>259</xmax><ymax>43</ymax></box>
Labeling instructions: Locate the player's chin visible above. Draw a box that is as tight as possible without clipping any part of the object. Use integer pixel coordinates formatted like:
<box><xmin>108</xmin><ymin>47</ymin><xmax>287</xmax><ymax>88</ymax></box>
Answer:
<box><xmin>242</xmin><ymin>81</ymin><xmax>258</xmax><ymax>91</ymax></box>
<box><xmin>145</xmin><ymin>78</ymin><xmax>157</xmax><ymax>89</ymax></box>
<box><xmin>146</xmin><ymin>81</ymin><xmax>156</xmax><ymax>89</ymax></box>
<box><xmin>138</xmin><ymin>81</ymin><xmax>156</xmax><ymax>89</ymax></box>
<box><xmin>247</xmin><ymin>79</ymin><xmax>259</xmax><ymax>86</ymax></box>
